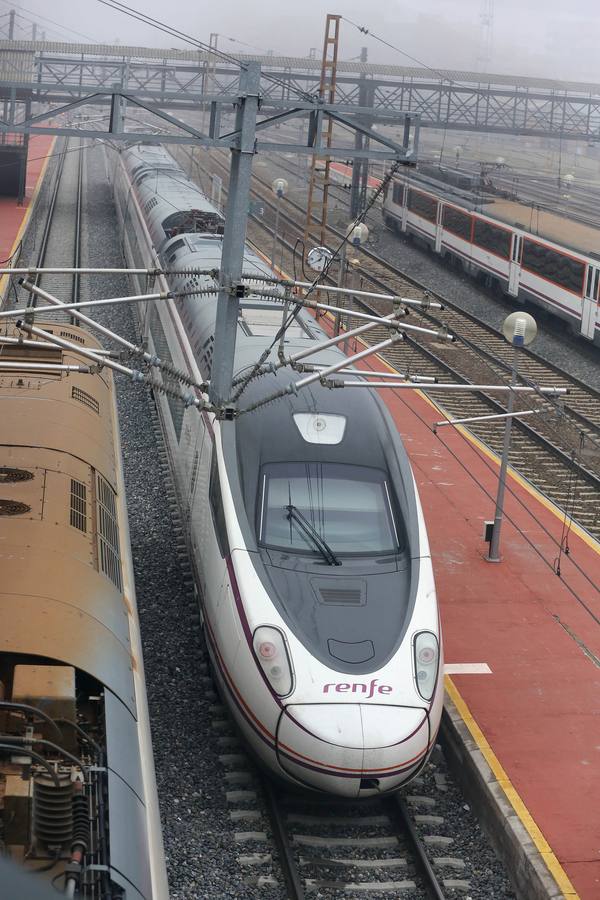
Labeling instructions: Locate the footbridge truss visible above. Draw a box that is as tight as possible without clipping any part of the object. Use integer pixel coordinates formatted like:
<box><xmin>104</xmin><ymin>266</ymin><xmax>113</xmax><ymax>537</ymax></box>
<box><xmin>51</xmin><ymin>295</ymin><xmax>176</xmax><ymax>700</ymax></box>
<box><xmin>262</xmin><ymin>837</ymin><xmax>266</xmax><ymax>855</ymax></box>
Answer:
<box><xmin>1</xmin><ymin>40</ymin><xmax>600</xmax><ymax>141</ymax></box>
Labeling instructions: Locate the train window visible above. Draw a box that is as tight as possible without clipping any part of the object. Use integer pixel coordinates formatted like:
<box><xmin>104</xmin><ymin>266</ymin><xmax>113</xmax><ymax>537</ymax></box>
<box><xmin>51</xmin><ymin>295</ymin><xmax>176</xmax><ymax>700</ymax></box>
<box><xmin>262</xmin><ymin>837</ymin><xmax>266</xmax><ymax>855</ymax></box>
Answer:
<box><xmin>258</xmin><ymin>462</ymin><xmax>401</xmax><ymax>557</ymax></box>
<box><xmin>392</xmin><ymin>182</ymin><xmax>405</xmax><ymax>206</ymax></box>
<box><xmin>209</xmin><ymin>453</ymin><xmax>230</xmax><ymax>558</ymax></box>
<box><xmin>473</xmin><ymin>219</ymin><xmax>511</xmax><ymax>258</ymax></box>
<box><xmin>408</xmin><ymin>190</ymin><xmax>437</xmax><ymax>222</ymax></box>
<box><xmin>442</xmin><ymin>205</ymin><xmax>472</xmax><ymax>240</ymax></box>
<box><xmin>522</xmin><ymin>240</ymin><xmax>585</xmax><ymax>294</ymax></box>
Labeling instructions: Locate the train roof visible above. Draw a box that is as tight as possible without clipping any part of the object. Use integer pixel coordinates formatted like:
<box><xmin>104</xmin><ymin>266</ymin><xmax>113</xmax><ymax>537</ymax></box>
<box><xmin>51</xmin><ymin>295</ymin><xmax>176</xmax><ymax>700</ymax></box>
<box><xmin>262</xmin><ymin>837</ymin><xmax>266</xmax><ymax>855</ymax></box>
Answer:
<box><xmin>402</xmin><ymin>171</ymin><xmax>600</xmax><ymax>258</ymax></box>
<box><xmin>477</xmin><ymin>197</ymin><xmax>600</xmax><ymax>257</ymax></box>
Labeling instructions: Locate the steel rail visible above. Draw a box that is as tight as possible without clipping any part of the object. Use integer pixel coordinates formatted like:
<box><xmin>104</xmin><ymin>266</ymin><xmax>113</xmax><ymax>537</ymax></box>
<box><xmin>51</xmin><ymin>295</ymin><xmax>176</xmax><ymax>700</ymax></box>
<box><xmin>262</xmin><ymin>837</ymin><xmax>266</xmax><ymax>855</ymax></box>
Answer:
<box><xmin>71</xmin><ymin>138</ymin><xmax>84</xmax><ymax>324</ymax></box>
<box><xmin>260</xmin><ymin>777</ymin><xmax>306</xmax><ymax>900</ymax></box>
<box><xmin>29</xmin><ymin>139</ymin><xmax>68</xmax><ymax>304</ymax></box>
<box><xmin>387</xmin><ymin>795</ymin><xmax>447</xmax><ymax>900</ymax></box>
<box><xmin>259</xmin><ymin>775</ymin><xmax>450</xmax><ymax>900</ymax></box>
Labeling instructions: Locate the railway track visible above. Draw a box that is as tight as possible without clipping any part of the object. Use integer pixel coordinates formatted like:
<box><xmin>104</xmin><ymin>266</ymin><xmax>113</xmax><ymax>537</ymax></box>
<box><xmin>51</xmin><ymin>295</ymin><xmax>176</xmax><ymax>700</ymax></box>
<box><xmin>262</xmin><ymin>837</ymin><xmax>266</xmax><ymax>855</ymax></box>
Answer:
<box><xmin>261</xmin><ymin>778</ymin><xmax>450</xmax><ymax>899</ymax></box>
<box><xmin>9</xmin><ymin>136</ymin><xmax>84</xmax><ymax>322</ymax></box>
<box><xmin>213</xmin><ymin>702</ymin><xmax>463</xmax><ymax>900</ymax></box>
<box><xmin>176</xmin><ymin>146</ymin><xmax>600</xmax><ymax>539</ymax></box>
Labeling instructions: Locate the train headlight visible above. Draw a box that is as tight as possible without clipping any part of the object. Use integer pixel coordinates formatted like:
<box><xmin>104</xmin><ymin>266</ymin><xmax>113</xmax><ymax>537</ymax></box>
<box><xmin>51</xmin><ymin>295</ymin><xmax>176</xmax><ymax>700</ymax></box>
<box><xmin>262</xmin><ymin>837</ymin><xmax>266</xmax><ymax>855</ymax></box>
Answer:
<box><xmin>253</xmin><ymin>626</ymin><xmax>294</xmax><ymax>697</ymax></box>
<box><xmin>413</xmin><ymin>631</ymin><xmax>439</xmax><ymax>701</ymax></box>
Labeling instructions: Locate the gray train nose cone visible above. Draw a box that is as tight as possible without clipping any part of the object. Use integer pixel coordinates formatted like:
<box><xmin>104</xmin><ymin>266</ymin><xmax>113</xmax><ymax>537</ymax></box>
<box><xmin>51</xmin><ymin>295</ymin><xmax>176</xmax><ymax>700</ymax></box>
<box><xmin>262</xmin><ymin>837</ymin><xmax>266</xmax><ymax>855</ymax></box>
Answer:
<box><xmin>276</xmin><ymin>704</ymin><xmax>429</xmax><ymax>797</ymax></box>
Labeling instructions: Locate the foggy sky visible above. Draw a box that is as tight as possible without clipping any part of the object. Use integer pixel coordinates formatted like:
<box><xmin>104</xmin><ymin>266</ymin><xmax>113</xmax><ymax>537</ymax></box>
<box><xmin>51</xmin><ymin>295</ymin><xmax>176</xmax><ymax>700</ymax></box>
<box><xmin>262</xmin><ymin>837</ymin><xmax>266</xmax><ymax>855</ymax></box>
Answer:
<box><xmin>9</xmin><ymin>0</ymin><xmax>600</xmax><ymax>84</ymax></box>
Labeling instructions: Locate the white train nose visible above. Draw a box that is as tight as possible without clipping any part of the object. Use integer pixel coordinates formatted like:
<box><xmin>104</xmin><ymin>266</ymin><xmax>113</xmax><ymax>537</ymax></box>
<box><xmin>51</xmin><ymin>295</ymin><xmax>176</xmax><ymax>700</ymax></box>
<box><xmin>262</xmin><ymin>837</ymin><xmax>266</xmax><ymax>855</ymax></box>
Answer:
<box><xmin>276</xmin><ymin>704</ymin><xmax>430</xmax><ymax>797</ymax></box>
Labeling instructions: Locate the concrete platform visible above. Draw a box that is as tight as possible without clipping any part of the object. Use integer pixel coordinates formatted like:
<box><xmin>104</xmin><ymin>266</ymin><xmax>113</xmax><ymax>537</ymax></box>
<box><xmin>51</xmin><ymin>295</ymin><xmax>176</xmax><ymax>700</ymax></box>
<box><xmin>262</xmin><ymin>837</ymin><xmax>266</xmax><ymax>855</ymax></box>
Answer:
<box><xmin>354</xmin><ymin>348</ymin><xmax>599</xmax><ymax>898</ymax></box>
<box><xmin>0</xmin><ymin>134</ymin><xmax>54</xmax><ymax>303</ymax></box>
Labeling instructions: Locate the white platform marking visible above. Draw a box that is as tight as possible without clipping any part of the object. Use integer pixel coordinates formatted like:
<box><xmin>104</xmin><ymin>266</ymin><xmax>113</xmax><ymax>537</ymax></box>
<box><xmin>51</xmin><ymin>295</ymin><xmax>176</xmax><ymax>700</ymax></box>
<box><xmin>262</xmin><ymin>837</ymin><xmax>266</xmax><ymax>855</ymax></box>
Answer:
<box><xmin>444</xmin><ymin>663</ymin><xmax>492</xmax><ymax>675</ymax></box>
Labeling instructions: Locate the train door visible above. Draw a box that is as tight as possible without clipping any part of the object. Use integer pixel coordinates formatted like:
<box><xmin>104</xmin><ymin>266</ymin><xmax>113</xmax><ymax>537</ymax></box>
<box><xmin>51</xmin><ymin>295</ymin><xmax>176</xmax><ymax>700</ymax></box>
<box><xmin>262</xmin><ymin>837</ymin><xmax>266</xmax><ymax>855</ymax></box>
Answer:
<box><xmin>434</xmin><ymin>203</ymin><xmax>443</xmax><ymax>254</ymax></box>
<box><xmin>581</xmin><ymin>265</ymin><xmax>599</xmax><ymax>339</ymax></box>
<box><xmin>508</xmin><ymin>233</ymin><xmax>522</xmax><ymax>297</ymax></box>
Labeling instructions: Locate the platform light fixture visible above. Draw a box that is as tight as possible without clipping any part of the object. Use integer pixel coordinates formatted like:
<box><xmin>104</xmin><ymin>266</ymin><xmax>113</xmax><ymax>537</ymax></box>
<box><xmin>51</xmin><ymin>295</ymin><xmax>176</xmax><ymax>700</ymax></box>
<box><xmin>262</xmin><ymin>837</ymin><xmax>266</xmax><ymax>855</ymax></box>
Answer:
<box><xmin>270</xmin><ymin>177</ymin><xmax>288</xmax><ymax>270</ymax></box>
<box><xmin>486</xmin><ymin>311</ymin><xmax>537</xmax><ymax>563</ymax></box>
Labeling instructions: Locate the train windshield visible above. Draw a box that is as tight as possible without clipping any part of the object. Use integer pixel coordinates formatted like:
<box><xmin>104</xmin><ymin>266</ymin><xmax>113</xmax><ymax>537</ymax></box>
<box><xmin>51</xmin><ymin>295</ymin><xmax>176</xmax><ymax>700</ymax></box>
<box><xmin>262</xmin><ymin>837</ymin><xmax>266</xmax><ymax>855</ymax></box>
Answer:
<box><xmin>258</xmin><ymin>462</ymin><xmax>400</xmax><ymax>557</ymax></box>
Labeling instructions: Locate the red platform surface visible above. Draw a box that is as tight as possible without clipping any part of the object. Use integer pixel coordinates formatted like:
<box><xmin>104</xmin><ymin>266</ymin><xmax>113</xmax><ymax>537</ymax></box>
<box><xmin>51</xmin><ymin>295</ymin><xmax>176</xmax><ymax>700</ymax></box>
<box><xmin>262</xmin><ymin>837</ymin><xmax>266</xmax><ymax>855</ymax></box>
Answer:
<box><xmin>357</xmin><ymin>354</ymin><xmax>599</xmax><ymax>898</ymax></box>
<box><xmin>330</xmin><ymin>160</ymin><xmax>382</xmax><ymax>190</ymax></box>
<box><xmin>0</xmin><ymin>136</ymin><xmax>54</xmax><ymax>271</ymax></box>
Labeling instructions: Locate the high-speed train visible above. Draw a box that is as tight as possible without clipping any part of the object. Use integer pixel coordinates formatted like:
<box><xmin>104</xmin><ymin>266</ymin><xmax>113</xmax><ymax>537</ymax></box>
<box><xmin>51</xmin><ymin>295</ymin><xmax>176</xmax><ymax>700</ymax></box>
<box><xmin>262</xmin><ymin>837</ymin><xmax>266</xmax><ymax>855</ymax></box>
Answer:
<box><xmin>112</xmin><ymin>143</ymin><xmax>443</xmax><ymax>798</ymax></box>
<box><xmin>0</xmin><ymin>321</ymin><xmax>167</xmax><ymax>897</ymax></box>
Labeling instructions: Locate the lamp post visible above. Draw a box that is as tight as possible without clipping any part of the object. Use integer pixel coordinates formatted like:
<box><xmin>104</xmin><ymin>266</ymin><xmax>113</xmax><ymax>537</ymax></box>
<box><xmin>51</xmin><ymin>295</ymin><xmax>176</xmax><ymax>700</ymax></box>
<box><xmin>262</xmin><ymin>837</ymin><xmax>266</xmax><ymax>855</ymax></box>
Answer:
<box><xmin>486</xmin><ymin>311</ymin><xmax>537</xmax><ymax>562</ymax></box>
<box><xmin>270</xmin><ymin>177</ymin><xmax>288</xmax><ymax>269</ymax></box>
<box><xmin>335</xmin><ymin>222</ymin><xmax>369</xmax><ymax>336</ymax></box>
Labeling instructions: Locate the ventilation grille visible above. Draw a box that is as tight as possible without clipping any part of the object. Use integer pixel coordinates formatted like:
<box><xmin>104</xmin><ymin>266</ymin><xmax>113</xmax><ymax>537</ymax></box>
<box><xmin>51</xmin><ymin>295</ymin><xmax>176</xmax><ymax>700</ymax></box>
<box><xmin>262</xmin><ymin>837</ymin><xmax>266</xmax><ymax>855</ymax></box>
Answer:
<box><xmin>0</xmin><ymin>499</ymin><xmax>30</xmax><ymax>516</ymax></box>
<box><xmin>72</xmin><ymin>386</ymin><xmax>99</xmax><ymax>415</ymax></box>
<box><xmin>0</xmin><ymin>467</ymin><xmax>34</xmax><ymax>483</ymax></box>
<box><xmin>61</xmin><ymin>330</ymin><xmax>85</xmax><ymax>345</ymax></box>
<box><xmin>96</xmin><ymin>474</ymin><xmax>122</xmax><ymax>590</ymax></box>
<box><xmin>69</xmin><ymin>479</ymin><xmax>87</xmax><ymax>532</ymax></box>
<box><xmin>319</xmin><ymin>588</ymin><xmax>363</xmax><ymax>605</ymax></box>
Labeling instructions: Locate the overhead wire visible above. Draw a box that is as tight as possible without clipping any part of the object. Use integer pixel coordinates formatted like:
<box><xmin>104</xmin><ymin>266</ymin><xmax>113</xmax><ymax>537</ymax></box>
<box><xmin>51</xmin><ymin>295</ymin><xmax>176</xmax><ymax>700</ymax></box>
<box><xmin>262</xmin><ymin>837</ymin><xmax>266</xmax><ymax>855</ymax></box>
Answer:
<box><xmin>96</xmin><ymin>0</ymin><xmax>248</xmax><ymax>69</ymax></box>
<box><xmin>341</xmin><ymin>15</ymin><xmax>473</xmax><ymax>88</ymax></box>
<box><xmin>378</xmin><ymin>371</ymin><xmax>600</xmax><ymax>619</ymax></box>
<box><xmin>232</xmin><ymin>162</ymin><xmax>403</xmax><ymax>405</ymax></box>
<box><xmin>0</xmin><ymin>0</ymin><xmax>96</xmax><ymax>42</ymax></box>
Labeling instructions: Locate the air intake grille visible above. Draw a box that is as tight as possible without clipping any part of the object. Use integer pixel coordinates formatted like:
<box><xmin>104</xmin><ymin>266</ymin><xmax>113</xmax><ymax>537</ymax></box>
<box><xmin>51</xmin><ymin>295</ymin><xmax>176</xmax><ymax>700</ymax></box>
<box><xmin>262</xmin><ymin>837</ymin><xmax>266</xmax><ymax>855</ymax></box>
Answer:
<box><xmin>61</xmin><ymin>330</ymin><xmax>85</xmax><ymax>345</ymax></box>
<box><xmin>0</xmin><ymin>499</ymin><xmax>30</xmax><ymax>516</ymax></box>
<box><xmin>96</xmin><ymin>474</ymin><xmax>122</xmax><ymax>590</ymax></box>
<box><xmin>0</xmin><ymin>467</ymin><xmax>33</xmax><ymax>483</ymax></box>
<box><xmin>71</xmin><ymin>386</ymin><xmax>99</xmax><ymax>414</ymax></box>
<box><xmin>319</xmin><ymin>588</ymin><xmax>363</xmax><ymax>605</ymax></box>
<box><xmin>69</xmin><ymin>479</ymin><xmax>87</xmax><ymax>532</ymax></box>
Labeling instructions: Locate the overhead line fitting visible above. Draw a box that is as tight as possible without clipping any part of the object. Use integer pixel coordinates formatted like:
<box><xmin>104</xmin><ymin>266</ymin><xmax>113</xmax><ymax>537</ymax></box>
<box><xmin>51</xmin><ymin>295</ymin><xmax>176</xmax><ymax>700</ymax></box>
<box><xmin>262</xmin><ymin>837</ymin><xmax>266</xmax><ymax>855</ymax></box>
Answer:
<box><xmin>15</xmin><ymin>321</ymin><xmax>214</xmax><ymax>412</ymax></box>
<box><xmin>17</xmin><ymin>279</ymin><xmax>198</xmax><ymax>388</ymax></box>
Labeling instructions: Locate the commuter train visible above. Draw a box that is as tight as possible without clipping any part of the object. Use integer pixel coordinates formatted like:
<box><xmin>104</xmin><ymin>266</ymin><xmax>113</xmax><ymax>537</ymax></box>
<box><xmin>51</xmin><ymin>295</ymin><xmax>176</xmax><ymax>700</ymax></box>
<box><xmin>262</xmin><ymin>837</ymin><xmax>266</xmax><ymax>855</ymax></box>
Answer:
<box><xmin>112</xmin><ymin>143</ymin><xmax>443</xmax><ymax>798</ymax></box>
<box><xmin>382</xmin><ymin>171</ymin><xmax>600</xmax><ymax>342</ymax></box>
<box><xmin>0</xmin><ymin>322</ymin><xmax>167</xmax><ymax>896</ymax></box>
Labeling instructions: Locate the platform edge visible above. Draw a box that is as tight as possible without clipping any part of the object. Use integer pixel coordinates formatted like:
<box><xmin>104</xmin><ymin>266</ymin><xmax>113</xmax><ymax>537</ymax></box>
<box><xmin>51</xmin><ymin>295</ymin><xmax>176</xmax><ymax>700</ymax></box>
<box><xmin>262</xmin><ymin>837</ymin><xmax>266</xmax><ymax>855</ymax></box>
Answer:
<box><xmin>442</xmin><ymin>678</ymin><xmax>579</xmax><ymax>900</ymax></box>
<box><xmin>0</xmin><ymin>137</ymin><xmax>56</xmax><ymax>307</ymax></box>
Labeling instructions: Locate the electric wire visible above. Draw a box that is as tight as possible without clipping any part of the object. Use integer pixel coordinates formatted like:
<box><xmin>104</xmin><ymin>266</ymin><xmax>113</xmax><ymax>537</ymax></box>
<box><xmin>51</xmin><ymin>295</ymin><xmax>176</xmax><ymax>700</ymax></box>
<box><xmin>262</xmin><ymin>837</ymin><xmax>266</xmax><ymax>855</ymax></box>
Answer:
<box><xmin>96</xmin><ymin>0</ymin><xmax>247</xmax><ymax>69</ymax></box>
<box><xmin>0</xmin><ymin>0</ymin><xmax>96</xmax><ymax>42</ymax></box>
<box><xmin>341</xmin><ymin>15</ymin><xmax>473</xmax><ymax>88</ymax></box>
<box><xmin>231</xmin><ymin>162</ymin><xmax>401</xmax><ymax>404</ymax></box>
<box><xmin>376</xmin><ymin>371</ymin><xmax>600</xmax><ymax>619</ymax></box>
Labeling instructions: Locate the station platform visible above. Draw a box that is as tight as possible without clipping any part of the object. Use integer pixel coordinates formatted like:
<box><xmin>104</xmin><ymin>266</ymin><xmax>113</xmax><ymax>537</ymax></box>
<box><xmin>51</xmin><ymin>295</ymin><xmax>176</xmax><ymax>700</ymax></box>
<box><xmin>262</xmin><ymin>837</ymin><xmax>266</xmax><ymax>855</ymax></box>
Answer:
<box><xmin>0</xmin><ymin>135</ymin><xmax>54</xmax><ymax>302</ymax></box>
<box><xmin>353</xmin><ymin>349</ymin><xmax>600</xmax><ymax>898</ymax></box>
<box><xmin>330</xmin><ymin>160</ymin><xmax>383</xmax><ymax>190</ymax></box>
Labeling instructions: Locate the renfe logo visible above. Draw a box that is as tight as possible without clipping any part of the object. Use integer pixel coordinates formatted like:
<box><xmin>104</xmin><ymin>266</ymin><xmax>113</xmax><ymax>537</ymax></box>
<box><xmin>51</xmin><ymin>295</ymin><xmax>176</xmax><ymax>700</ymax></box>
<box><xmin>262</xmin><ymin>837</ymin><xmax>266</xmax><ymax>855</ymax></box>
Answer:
<box><xmin>323</xmin><ymin>679</ymin><xmax>392</xmax><ymax>699</ymax></box>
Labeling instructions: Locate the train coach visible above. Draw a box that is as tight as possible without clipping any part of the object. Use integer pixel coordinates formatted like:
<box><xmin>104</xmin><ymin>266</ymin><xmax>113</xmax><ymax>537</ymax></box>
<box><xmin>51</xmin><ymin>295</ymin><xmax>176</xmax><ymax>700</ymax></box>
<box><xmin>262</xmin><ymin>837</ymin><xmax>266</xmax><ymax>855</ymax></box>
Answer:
<box><xmin>112</xmin><ymin>142</ymin><xmax>444</xmax><ymax>799</ymax></box>
<box><xmin>0</xmin><ymin>322</ymin><xmax>167</xmax><ymax>898</ymax></box>
<box><xmin>382</xmin><ymin>172</ymin><xmax>600</xmax><ymax>342</ymax></box>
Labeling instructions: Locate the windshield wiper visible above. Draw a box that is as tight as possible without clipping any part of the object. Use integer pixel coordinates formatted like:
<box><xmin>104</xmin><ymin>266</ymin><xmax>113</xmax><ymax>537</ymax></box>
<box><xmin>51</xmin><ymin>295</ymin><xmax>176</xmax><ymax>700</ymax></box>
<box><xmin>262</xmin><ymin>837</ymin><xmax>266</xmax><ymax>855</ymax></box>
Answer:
<box><xmin>285</xmin><ymin>504</ymin><xmax>341</xmax><ymax>566</ymax></box>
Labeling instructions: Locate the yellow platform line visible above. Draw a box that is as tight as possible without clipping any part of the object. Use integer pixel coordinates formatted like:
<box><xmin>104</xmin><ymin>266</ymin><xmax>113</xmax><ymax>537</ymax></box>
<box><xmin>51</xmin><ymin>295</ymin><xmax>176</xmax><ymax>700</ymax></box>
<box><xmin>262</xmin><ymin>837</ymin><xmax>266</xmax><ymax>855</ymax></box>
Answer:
<box><xmin>446</xmin><ymin>676</ymin><xmax>580</xmax><ymax>898</ymax></box>
<box><xmin>0</xmin><ymin>137</ymin><xmax>56</xmax><ymax>304</ymax></box>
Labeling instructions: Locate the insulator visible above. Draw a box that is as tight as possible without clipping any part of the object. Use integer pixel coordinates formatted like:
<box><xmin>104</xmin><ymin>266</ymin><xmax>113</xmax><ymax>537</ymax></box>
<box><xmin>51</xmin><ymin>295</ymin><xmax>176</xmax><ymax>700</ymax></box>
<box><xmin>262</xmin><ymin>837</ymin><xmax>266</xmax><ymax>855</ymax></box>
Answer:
<box><xmin>71</xmin><ymin>792</ymin><xmax>89</xmax><ymax>852</ymax></box>
<box><xmin>33</xmin><ymin>775</ymin><xmax>73</xmax><ymax>849</ymax></box>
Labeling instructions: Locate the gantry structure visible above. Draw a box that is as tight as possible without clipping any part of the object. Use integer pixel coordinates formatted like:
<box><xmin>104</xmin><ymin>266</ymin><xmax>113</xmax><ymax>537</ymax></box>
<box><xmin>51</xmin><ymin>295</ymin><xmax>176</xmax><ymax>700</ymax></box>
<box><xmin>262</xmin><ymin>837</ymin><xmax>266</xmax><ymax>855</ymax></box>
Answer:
<box><xmin>1</xmin><ymin>40</ymin><xmax>600</xmax><ymax>141</ymax></box>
